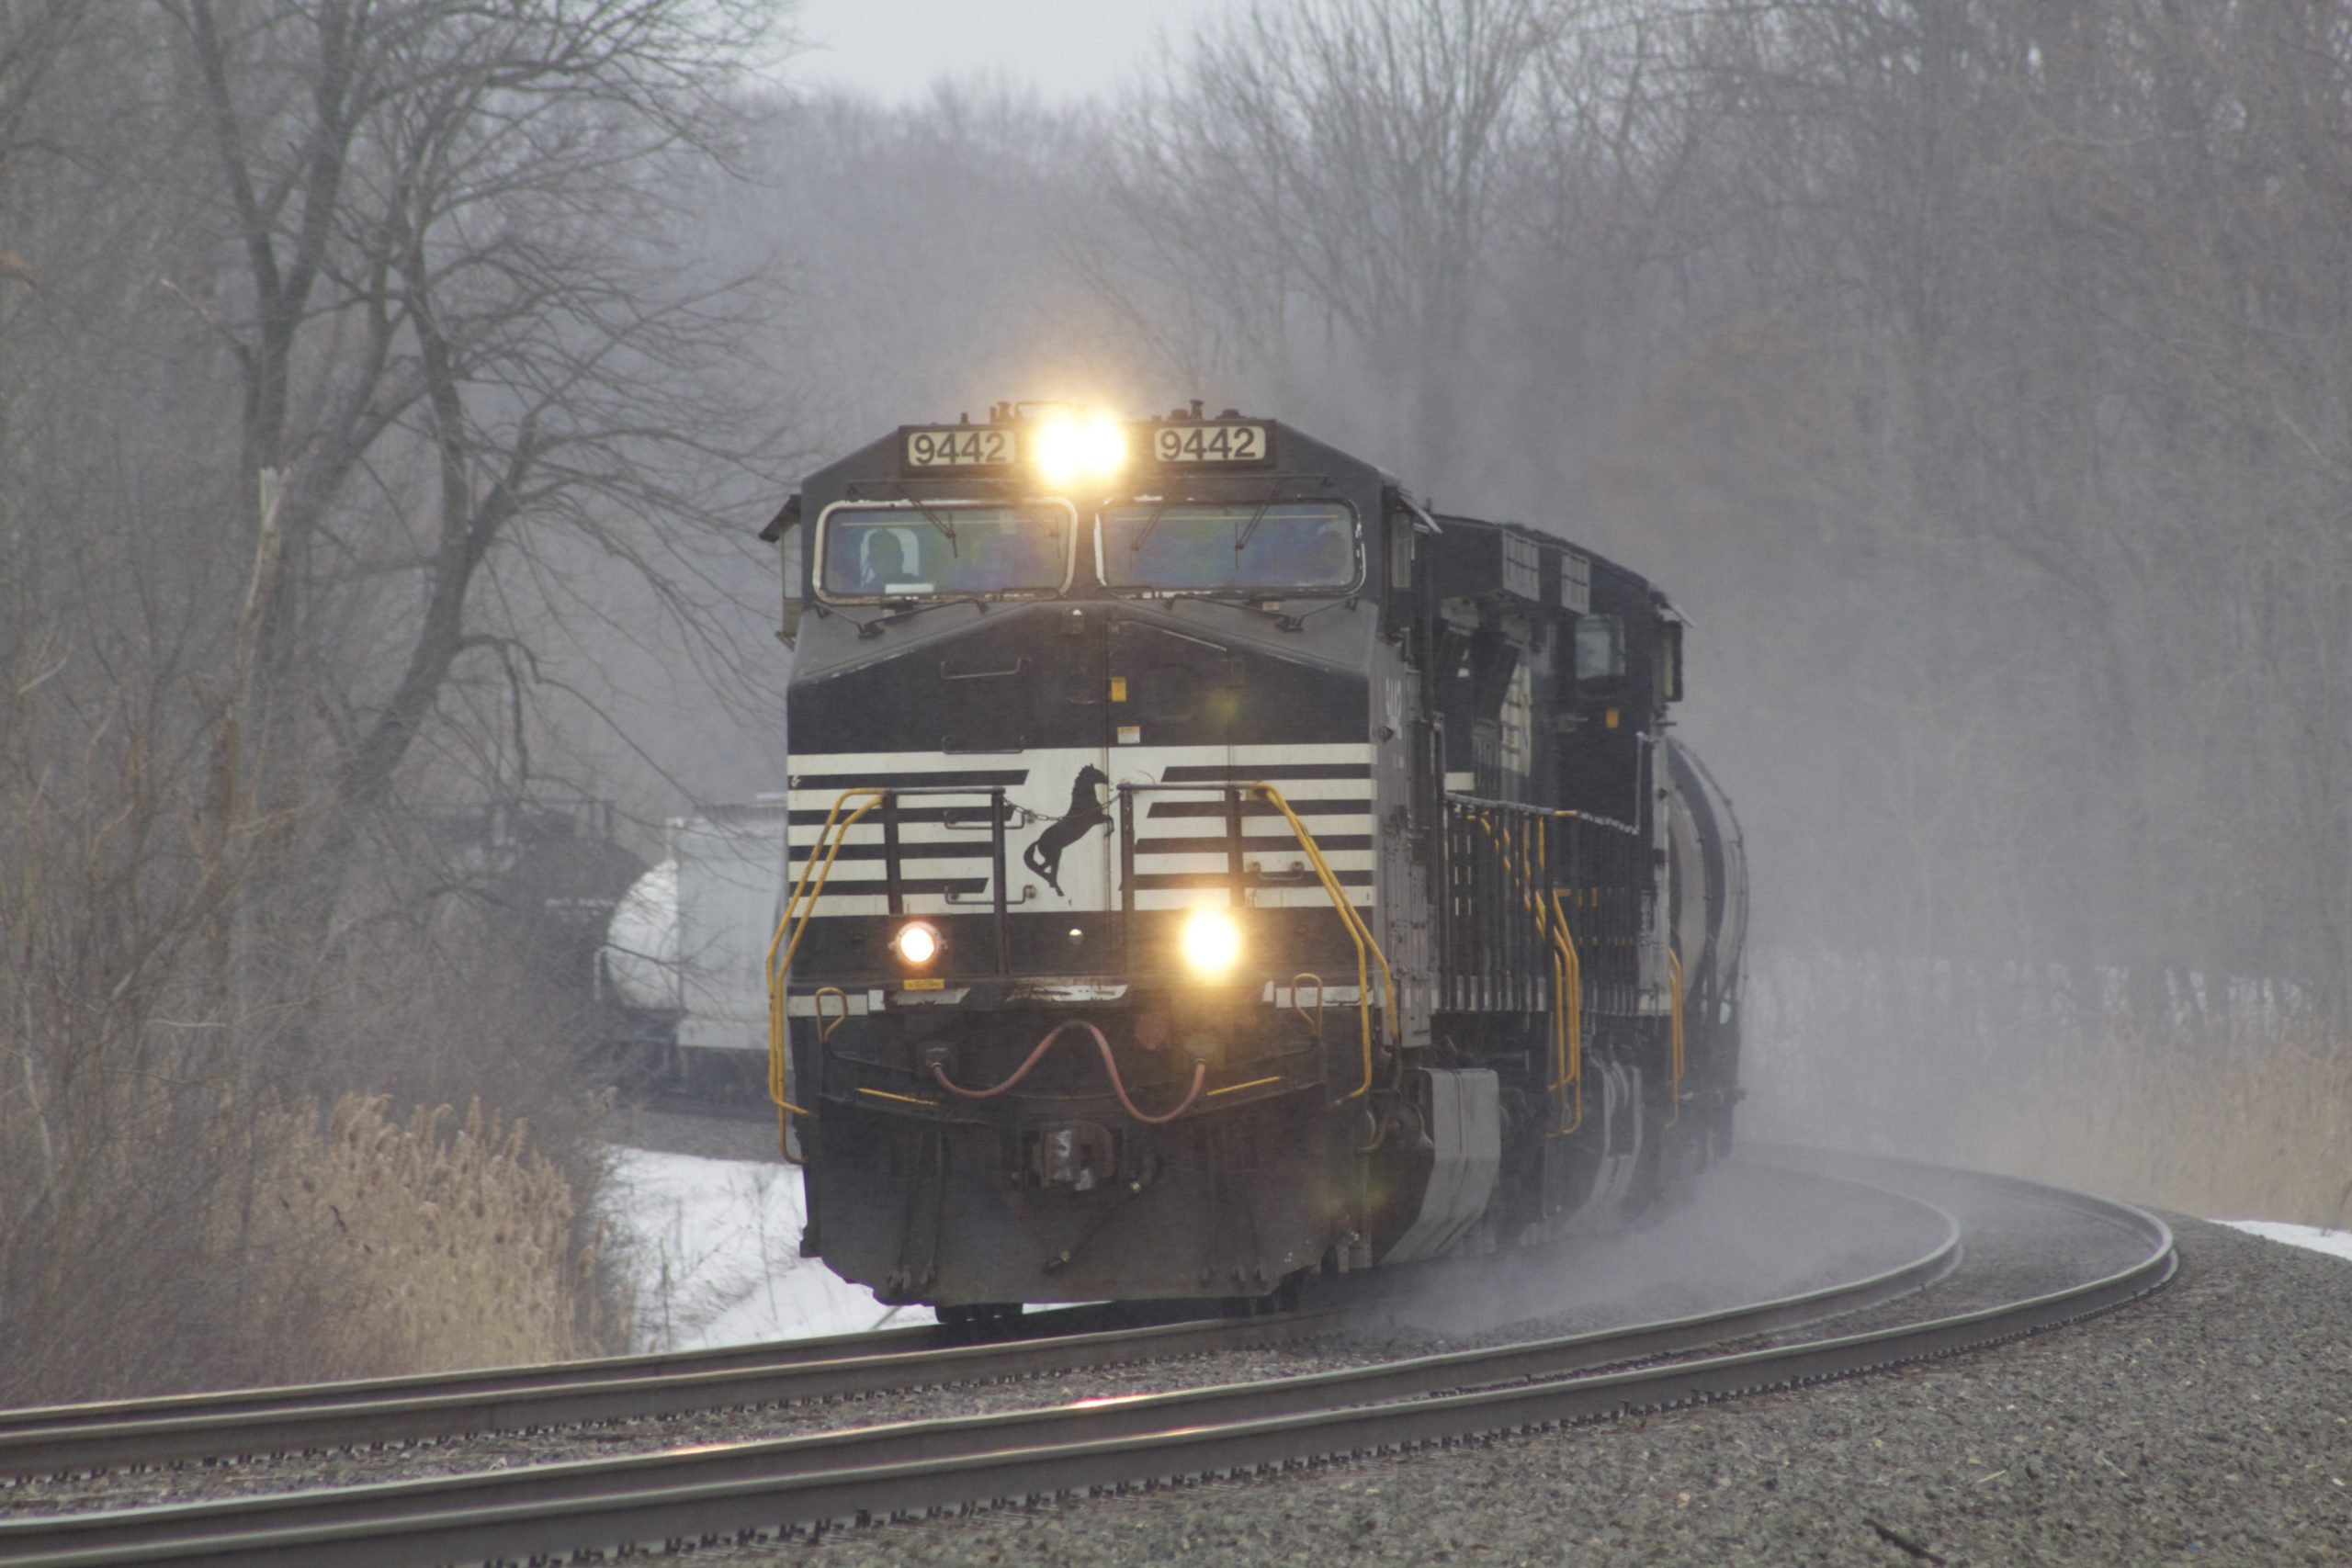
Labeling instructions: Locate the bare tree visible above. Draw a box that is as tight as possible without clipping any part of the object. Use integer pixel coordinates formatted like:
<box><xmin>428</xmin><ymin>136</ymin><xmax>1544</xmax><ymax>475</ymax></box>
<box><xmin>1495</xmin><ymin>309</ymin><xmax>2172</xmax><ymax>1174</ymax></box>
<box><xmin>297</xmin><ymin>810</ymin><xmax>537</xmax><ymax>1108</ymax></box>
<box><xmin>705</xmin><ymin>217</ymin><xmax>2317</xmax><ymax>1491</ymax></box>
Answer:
<box><xmin>0</xmin><ymin>0</ymin><xmax>792</xmax><ymax>1401</ymax></box>
<box><xmin>1625</xmin><ymin>0</ymin><xmax>2352</xmax><ymax>1051</ymax></box>
<box><xmin>1094</xmin><ymin>0</ymin><xmax>2350</xmax><ymax>1055</ymax></box>
<box><xmin>160</xmin><ymin>0</ymin><xmax>790</xmax><ymax>1022</ymax></box>
<box><xmin>2106</xmin><ymin>0</ymin><xmax>2352</xmax><ymax>1010</ymax></box>
<box><xmin>1105</xmin><ymin>0</ymin><xmax>1565</xmax><ymax>484</ymax></box>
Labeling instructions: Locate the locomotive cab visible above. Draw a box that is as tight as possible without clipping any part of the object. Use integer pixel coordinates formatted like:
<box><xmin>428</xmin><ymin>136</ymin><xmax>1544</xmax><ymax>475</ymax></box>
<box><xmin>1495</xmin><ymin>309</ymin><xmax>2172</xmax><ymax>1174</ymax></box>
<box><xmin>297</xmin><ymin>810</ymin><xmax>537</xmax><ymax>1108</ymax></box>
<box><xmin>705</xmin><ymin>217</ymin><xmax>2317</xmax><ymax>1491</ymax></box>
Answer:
<box><xmin>762</xmin><ymin>403</ymin><xmax>1743</xmax><ymax>1309</ymax></box>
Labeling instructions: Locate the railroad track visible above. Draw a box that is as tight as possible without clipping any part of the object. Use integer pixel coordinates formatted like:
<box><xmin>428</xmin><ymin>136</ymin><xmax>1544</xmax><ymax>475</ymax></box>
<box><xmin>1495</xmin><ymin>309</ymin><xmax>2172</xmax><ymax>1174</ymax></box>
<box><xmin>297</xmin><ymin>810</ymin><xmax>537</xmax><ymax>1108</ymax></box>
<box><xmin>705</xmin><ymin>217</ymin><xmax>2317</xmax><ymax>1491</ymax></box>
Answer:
<box><xmin>0</xmin><ymin>1155</ymin><xmax>2171</xmax><ymax>1567</ymax></box>
<box><xmin>0</xmin><ymin>1303</ymin><xmax>1317</xmax><ymax>1481</ymax></box>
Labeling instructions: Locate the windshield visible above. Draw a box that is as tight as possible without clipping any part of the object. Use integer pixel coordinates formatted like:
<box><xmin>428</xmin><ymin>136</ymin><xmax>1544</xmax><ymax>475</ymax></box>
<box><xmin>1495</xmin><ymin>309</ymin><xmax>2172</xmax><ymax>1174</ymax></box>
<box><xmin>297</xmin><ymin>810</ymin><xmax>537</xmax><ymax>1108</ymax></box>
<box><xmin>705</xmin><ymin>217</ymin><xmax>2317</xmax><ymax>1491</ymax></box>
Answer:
<box><xmin>817</xmin><ymin>503</ymin><xmax>1072</xmax><ymax>601</ymax></box>
<box><xmin>1098</xmin><ymin>502</ymin><xmax>1358</xmax><ymax>593</ymax></box>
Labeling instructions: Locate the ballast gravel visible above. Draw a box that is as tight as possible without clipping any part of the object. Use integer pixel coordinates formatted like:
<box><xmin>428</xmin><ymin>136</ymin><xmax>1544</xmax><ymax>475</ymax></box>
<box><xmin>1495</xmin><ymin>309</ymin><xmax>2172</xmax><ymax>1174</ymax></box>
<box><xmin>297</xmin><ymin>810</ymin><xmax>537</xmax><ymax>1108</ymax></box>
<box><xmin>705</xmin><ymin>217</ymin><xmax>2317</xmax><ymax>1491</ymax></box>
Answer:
<box><xmin>709</xmin><ymin>1216</ymin><xmax>2351</xmax><ymax>1567</ymax></box>
<box><xmin>0</xmin><ymin>1163</ymin><xmax>1930</xmax><ymax>1517</ymax></box>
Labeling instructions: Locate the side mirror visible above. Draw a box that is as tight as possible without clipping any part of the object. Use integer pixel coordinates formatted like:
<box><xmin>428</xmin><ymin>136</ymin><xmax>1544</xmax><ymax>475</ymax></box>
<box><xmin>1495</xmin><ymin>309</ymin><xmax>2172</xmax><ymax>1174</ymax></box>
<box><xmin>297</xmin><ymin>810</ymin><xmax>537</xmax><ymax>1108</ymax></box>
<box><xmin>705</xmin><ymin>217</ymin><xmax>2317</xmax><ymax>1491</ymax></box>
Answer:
<box><xmin>777</xmin><ymin>521</ymin><xmax>805</xmax><ymax>647</ymax></box>
<box><xmin>761</xmin><ymin>492</ymin><xmax>806</xmax><ymax>648</ymax></box>
<box><xmin>1379</xmin><ymin>485</ymin><xmax>1435</xmax><ymax>636</ymax></box>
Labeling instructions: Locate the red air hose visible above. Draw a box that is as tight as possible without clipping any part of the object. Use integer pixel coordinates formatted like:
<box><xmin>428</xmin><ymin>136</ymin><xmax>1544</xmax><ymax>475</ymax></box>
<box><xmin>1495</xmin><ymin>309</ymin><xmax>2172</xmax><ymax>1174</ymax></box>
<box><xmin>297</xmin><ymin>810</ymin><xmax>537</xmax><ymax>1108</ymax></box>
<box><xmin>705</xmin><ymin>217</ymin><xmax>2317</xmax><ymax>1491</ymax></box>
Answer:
<box><xmin>931</xmin><ymin>1020</ymin><xmax>1206</xmax><ymax>1125</ymax></box>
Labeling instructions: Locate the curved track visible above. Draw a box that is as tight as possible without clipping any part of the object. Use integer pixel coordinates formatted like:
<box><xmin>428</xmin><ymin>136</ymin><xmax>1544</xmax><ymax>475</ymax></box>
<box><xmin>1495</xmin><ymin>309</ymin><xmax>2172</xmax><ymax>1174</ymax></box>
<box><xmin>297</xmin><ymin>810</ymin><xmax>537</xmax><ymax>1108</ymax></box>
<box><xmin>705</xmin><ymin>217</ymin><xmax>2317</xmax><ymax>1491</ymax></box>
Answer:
<box><xmin>0</xmin><ymin>1304</ymin><xmax>1338</xmax><ymax>1483</ymax></box>
<box><xmin>0</xmin><ymin>1155</ymin><xmax>2170</xmax><ymax>1567</ymax></box>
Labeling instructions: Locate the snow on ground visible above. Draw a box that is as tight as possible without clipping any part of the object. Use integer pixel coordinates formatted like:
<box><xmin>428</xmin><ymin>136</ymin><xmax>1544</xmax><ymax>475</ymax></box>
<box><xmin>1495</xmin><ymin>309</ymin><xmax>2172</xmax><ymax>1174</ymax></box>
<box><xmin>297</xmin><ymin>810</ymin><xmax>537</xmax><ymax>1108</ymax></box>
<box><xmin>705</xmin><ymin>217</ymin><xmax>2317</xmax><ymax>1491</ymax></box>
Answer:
<box><xmin>604</xmin><ymin>1147</ymin><xmax>933</xmax><ymax>1351</ymax></box>
<box><xmin>2221</xmin><ymin>1221</ymin><xmax>2352</xmax><ymax>1265</ymax></box>
<box><xmin>601</xmin><ymin>1145</ymin><xmax>2352</xmax><ymax>1354</ymax></box>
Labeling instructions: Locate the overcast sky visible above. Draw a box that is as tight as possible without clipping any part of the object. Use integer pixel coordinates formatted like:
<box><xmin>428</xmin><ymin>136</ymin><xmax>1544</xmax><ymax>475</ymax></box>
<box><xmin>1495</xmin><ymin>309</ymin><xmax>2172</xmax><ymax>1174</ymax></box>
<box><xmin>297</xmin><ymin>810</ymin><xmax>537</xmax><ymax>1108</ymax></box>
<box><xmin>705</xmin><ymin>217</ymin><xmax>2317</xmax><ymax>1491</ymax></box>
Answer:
<box><xmin>786</xmin><ymin>0</ymin><xmax>1243</xmax><ymax>106</ymax></box>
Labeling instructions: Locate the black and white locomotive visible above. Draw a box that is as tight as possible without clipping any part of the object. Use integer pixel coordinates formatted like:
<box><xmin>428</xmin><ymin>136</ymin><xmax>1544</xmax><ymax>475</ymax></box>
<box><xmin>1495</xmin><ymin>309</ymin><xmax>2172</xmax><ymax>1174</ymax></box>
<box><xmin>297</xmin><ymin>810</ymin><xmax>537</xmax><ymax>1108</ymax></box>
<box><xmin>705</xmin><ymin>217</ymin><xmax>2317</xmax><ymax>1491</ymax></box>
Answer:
<box><xmin>762</xmin><ymin>402</ymin><xmax>1747</xmax><ymax>1314</ymax></box>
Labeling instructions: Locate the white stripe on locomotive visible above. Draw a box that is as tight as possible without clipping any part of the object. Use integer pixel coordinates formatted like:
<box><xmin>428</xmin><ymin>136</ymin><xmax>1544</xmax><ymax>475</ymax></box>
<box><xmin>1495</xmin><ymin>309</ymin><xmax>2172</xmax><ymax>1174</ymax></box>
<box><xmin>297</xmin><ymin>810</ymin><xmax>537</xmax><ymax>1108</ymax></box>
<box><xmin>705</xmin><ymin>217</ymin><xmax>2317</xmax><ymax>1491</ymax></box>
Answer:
<box><xmin>786</xmin><ymin>743</ymin><xmax>1375</xmax><ymax>915</ymax></box>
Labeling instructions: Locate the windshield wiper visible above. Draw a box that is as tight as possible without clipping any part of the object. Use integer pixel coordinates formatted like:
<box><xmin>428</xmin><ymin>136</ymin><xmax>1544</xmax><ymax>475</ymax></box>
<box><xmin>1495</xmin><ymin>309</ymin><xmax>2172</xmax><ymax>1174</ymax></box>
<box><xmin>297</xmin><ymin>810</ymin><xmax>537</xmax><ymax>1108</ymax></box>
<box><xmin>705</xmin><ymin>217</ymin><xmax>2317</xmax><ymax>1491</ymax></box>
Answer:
<box><xmin>1232</xmin><ymin>498</ymin><xmax>1278</xmax><ymax>553</ymax></box>
<box><xmin>1129</xmin><ymin>498</ymin><xmax>1170</xmax><ymax>557</ymax></box>
<box><xmin>907</xmin><ymin>495</ymin><xmax>958</xmax><ymax>548</ymax></box>
<box><xmin>1163</xmin><ymin>586</ymin><xmax>1361</xmax><ymax>633</ymax></box>
<box><xmin>844</xmin><ymin>482</ymin><xmax>960</xmax><ymax>547</ymax></box>
<box><xmin>854</xmin><ymin>594</ymin><xmax>989</xmax><ymax>637</ymax></box>
<box><xmin>1157</xmin><ymin>591</ymin><xmax>1296</xmax><ymax>626</ymax></box>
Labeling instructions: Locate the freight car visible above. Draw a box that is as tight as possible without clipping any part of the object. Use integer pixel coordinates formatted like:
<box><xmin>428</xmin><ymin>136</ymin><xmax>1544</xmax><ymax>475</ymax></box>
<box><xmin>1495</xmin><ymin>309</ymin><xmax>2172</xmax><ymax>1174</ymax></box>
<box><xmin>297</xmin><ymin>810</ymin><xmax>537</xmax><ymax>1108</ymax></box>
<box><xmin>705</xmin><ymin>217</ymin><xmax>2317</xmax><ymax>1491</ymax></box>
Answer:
<box><xmin>602</xmin><ymin>804</ymin><xmax>793</xmax><ymax>1096</ymax></box>
<box><xmin>760</xmin><ymin>402</ymin><xmax>1746</xmax><ymax>1318</ymax></box>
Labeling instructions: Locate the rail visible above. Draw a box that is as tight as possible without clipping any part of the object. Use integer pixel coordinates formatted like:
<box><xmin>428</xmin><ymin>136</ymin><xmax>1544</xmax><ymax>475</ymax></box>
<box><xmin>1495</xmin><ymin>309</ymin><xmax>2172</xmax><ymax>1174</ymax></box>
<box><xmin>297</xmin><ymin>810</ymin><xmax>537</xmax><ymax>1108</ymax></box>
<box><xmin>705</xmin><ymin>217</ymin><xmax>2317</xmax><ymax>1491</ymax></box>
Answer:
<box><xmin>0</xmin><ymin>1160</ymin><xmax>2177</xmax><ymax>1568</ymax></box>
<box><xmin>0</xmin><ymin>1307</ymin><xmax>1328</xmax><ymax>1483</ymax></box>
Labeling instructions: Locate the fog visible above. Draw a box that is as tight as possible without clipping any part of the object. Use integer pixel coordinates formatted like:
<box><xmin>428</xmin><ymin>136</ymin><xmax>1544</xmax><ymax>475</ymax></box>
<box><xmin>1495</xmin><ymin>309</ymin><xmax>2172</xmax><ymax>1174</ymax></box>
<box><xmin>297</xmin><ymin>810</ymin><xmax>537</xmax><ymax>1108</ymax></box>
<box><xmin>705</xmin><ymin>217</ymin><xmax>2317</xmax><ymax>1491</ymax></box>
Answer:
<box><xmin>645</xmin><ymin>1</ymin><xmax>2350</xmax><ymax>1170</ymax></box>
<box><xmin>4</xmin><ymin>0</ymin><xmax>2347</xmax><ymax>1399</ymax></box>
<box><xmin>1373</xmin><ymin>1159</ymin><xmax>1954</xmax><ymax>1342</ymax></box>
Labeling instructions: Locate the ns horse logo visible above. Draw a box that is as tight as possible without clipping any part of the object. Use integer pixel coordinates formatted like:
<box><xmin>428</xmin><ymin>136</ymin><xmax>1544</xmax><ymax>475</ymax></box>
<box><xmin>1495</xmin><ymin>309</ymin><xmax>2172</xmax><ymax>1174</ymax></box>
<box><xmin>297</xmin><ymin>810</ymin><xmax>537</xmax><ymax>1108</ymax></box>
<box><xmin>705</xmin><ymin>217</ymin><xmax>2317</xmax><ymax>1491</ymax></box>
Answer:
<box><xmin>1023</xmin><ymin>764</ymin><xmax>1111</xmax><ymax>898</ymax></box>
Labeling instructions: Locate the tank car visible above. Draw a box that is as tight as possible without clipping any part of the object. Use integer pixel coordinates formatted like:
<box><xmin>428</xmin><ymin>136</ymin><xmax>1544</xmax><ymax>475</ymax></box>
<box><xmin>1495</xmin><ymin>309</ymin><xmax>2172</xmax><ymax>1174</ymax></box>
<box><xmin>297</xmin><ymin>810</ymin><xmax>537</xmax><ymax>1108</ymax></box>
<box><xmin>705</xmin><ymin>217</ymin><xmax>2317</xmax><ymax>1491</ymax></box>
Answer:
<box><xmin>760</xmin><ymin>402</ymin><xmax>1746</xmax><ymax>1314</ymax></box>
<box><xmin>602</xmin><ymin>805</ymin><xmax>794</xmax><ymax>1096</ymax></box>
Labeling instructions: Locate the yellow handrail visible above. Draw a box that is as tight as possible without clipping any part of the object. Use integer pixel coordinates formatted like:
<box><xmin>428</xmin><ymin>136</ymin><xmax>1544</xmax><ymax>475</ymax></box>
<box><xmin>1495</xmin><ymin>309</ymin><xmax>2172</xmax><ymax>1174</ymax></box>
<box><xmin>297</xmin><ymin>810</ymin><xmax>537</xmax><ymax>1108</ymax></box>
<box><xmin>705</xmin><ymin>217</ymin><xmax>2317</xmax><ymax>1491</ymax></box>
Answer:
<box><xmin>1290</xmin><ymin>972</ymin><xmax>1326</xmax><ymax>1039</ymax></box>
<box><xmin>1667</xmin><ymin>948</ymin><xmax>1685</xmax><ymax>1127</ymax></box>
<box><xmin>1517</xmin><ymin>815</ymin><xmax>1541</xmax><ymax>919</ymax></box>
<box><xmin>812</xmin><ymin>987</ymin><xmax>850</xmax><ymax>1043</ymax></box>
<box><xmin>1470</xmin><ymin>807</ymin><xmax>1566</xmax><ymax>1056</ymax></box>
<box><xmin>764</xmin><ymin>788</ymin><xmax>886</xmax><ymax>1138</ymax></box>
<box><xmin>764</xmin><ymin>781</ymin><xmax>1404</xmax><ymax>1129</ymax></box>
<box><xmin>1533</xmin><ymin>818</ymin><xmax>1568</xmax><ymax>1134</ymax></box>
<box><xmin>1548</xmin><ymin>889</ymin><xmax>1583</xmax><ymax>1135</ymax></box>
<box><xmin>1244</xmin><ymin>782</ymin><xmax>1396</xmax><ymax>1100</ymax></box>
<box><xmin>1460</xmin><ymin>806</ymin><xmax>1588</xmax><ymax>1134</ymax></box>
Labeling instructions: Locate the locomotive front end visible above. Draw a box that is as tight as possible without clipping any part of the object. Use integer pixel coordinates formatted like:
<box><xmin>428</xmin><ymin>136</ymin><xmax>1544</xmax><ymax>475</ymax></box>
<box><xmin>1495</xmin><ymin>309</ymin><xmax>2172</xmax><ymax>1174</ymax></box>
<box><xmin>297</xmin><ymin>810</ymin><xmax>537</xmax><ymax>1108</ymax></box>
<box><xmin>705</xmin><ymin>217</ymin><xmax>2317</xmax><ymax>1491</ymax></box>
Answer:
<box><xmin>766</xmin><ymin>405</ymin><xmax>1395</xmax><ymax>1308</ymax></box>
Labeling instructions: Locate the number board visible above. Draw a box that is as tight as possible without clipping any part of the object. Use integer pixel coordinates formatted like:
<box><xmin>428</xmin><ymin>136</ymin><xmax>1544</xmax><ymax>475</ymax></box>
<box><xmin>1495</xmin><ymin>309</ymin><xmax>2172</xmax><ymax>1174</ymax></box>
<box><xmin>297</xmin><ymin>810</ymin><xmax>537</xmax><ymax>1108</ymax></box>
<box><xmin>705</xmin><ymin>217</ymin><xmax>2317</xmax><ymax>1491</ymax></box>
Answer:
<box><xmin>904</xmin><ymin>427</ymin><xmax>1015</xmax><ymax>469</ymax></box>
<box><xmin>1151</xmin><ymin>423</ymin><xmax>1272</xmax><ymax>466</ymax></box>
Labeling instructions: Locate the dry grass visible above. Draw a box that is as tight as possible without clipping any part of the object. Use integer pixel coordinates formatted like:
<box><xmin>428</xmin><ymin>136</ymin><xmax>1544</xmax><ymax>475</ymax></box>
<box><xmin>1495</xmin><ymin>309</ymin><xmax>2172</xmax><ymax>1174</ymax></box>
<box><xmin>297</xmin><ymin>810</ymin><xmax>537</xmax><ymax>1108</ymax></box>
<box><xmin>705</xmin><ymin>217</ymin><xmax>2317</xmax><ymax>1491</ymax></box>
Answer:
<box><xmin>1</xmin><ymin>1089</ymin><xmax>611</xmax><ymax>1404</ymax></box>
<box><xmin>254</xmin><ymin>1095</ymin><xmax>611</xmax><ymax>1371</ymax></box>
<box><xmin>1973</xmin><ymin>1029</ymin><xmax>2352</xmax><ymax>1227</ymax></box>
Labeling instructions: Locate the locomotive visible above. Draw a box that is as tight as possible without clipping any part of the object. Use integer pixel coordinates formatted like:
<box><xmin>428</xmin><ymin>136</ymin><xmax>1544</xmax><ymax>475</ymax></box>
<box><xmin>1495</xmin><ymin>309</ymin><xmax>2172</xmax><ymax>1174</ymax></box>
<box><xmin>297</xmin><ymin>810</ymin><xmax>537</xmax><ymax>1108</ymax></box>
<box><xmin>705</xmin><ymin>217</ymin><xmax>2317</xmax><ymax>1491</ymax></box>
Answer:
<box><xmin>761</xmin><ymin>402</ymin><xmax>1746</xmax><ymax>1317</ymax></box>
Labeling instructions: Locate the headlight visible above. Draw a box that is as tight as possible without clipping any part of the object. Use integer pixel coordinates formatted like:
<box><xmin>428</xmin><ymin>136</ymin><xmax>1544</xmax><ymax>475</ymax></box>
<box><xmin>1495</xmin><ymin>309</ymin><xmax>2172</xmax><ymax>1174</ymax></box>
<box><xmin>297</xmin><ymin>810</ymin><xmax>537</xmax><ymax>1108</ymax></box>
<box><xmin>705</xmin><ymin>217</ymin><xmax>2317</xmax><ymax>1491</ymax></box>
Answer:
<box><xmin>1178</xmin><ymin>908</ymin><xmax>1241</xmax><ymax>979</ymax></box>
<box><xmin>1033</xmin><ymin>412</ymin><xmax>1126</xmax><ymax>487</ymax></box>
<box><xmin>892</xmin><ymin>919</ymin><xmax>942</xmax><ymax>966</ymax></box>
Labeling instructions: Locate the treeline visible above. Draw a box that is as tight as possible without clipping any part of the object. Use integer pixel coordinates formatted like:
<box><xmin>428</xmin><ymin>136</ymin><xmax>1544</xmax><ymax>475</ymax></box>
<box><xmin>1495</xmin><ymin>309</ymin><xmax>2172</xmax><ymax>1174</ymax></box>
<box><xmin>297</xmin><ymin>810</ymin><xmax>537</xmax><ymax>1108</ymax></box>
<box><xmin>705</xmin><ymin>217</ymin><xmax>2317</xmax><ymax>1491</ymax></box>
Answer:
<box><xmin>0</xmin><ymin>0</ymin><xmax>788</xmax><ymax>1402</ymax></box>
<box><xmin>4</xmin><ymin>1</ymin><xmax>2346</xmax><ymax>1394</ymax></box>
<box><xmin>1070</xmin><ymin>0</ymin><xmax>2352</xmax><ymax>1144</ymax></box>
<box><xmin>1099</xmin><ymin>0</ymin><xmax>2351</xmax><ymax>1024</ymax></box>
<box><xmin>716</xmin><ymin>0</ymin><xmax>2350</xmax><ymax>1024</ymax></box>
